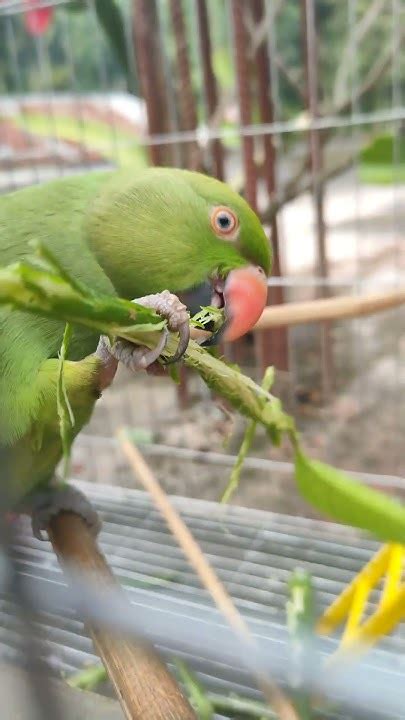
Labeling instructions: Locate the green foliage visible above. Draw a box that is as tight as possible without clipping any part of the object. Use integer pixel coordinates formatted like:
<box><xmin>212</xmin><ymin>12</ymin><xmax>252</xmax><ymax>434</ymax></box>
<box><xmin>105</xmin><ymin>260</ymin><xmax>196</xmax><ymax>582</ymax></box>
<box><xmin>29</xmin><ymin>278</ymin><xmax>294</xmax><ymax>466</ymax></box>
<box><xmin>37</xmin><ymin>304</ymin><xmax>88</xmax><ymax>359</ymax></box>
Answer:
<box><xmin>361</xmin><ymin>134</ymin><xmax>405</xmax><ymax>165</ymax></box>
<box><xmin>295</xmin><ymin>452</ymin><xmax>405</xmax><ymax>544</ymax></box>
<box><xmin>0</xmin><ymin>0</ymin><xmax>401</xmax><ymax>126</ymax></box>
<box><xmin>67</xmin><ymin>663</ymin><xmax>107</xmax><ymax>692</ymax></box>
<box><xmin>287</xmin><ymin>569</ymin><xmax>315</xmax><ymax>638</ymax></box>
<box><xmin>0</xmin><ymin>1</ymin><xmax>132</xmax><ymax>94</ymax></box>
<box><xmin>359</xmin><ymin>133</ymin><xmax>405</xmax><ymax>184</ymax></box>
<box><xmin>175</xmin><ymin>659</ymin><xmax>214</xmax><ymax>720</ymax></box>
<box><xmin>221</xmin><ymin>367</ymin><xmax>275</xmax><ymax>504</ymax></box>
<box><xmin>212</xmin><ymin>48</ymin><xmax>234</xmax><ymax>91</ymax></box>
<box><xmin>191</xmin><ymin>305</ymin><xmax>224</xmax><ymax>332</ymax></box>
<box><xmin>287</xmin><ymin>569</ymin><xmax>316</xmax><ymax>720</ymax></box>
<box><xmin>359</xmin><ymin>163</ymin><xmax>405</xmax><ymax>185</ymax></box>
<box><xmin>13</xmin><ymin>112</ymin><xmax>147</xmax><ymax>169</ymax></box>
<box><xmin>93</xmin><ymin>0</ymin><xmax>130</xmax><ymax>82</ymax></box>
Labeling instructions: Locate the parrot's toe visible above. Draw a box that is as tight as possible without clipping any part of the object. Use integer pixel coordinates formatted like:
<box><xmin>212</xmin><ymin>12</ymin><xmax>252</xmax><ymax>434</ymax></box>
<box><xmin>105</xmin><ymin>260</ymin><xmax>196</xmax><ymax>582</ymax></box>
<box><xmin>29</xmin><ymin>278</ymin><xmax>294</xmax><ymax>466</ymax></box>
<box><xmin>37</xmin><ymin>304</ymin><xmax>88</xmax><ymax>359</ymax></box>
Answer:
<box><xmin>163</xmin><ymin>317</ymin><xmax>189</xmax><ymax>364</ymax></box>
<box><xmin>134</xmin><ymin>290</ymin><xmax>190</xmax><ymax>364</ymax></box>
<box><xmin>30</xmin><ymin>485</ymin><xmax>101</xmax><ymax>541</ymax></box>
<box><xmin>97</xmin><ymin>290</ymin><xmax>190</xmax><ymax>374</ymax></box>
<box><xmin>105</xmin><ymin>328</ymin><xmax>169</xmax><ymax>372</ymax></box>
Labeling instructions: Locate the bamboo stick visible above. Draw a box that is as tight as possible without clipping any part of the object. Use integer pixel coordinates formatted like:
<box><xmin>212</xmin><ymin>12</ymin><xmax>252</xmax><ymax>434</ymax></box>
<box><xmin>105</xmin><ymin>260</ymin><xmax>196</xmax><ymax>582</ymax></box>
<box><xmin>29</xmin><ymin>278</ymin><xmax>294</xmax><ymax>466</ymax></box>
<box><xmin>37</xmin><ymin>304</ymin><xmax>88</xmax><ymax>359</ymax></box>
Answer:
<box><xmin>253</xmin><ymin>290</ymin><xmax>405</xmax><ymax>330</ymax></box>
<box><xmin>48</xmin><ymin>513</ymin><xmax>196</xmax><ymax>720</ymax></box>
<box><xmin>118</xmin><ymin>434</ymin><xmax>299</xmax><ymax>720</ymax></box>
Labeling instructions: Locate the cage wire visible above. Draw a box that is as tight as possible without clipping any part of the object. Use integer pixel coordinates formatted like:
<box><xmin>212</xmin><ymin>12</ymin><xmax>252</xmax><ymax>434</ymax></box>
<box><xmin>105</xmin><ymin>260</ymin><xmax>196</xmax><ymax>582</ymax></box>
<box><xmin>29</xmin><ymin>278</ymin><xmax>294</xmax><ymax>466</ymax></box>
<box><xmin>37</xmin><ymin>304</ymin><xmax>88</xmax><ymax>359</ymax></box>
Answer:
<box><xmin>0</xmin><ymin>0</ymin><xmax>405</xmax><ymax>718</ymax></box>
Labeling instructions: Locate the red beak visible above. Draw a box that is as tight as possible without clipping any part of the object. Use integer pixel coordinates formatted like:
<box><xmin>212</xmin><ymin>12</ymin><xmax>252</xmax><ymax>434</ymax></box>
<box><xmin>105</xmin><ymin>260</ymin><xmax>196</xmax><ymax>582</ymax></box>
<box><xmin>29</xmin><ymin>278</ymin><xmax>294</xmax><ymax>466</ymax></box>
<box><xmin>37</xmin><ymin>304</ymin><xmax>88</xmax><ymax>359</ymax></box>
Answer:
<box><xmin>223</xmin><ymin>265</ymin><xmax>268</xmax><ymax>342</ymax></box>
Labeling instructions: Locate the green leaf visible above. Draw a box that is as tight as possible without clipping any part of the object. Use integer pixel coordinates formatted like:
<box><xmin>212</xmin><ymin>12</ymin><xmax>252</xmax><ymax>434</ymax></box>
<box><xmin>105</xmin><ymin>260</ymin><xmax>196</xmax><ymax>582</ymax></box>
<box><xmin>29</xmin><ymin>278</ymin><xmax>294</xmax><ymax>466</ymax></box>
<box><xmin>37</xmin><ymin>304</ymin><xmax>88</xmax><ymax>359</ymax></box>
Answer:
<box><xmin>295</xmin><ymin>451</ymin><xmax>405</xmax><ymax>543</ymax></box>
<box><xmin>94</xmin><ymin>0</ymin><xmax>130</xmax><ymax>77</ymax></box>
<box><xmin>287</xmin><ymin>569</ymin><xmax>315</xmax><ymax>637</ymax></box>
<box><xmin>67</xmin><ymin>663</ymin><xmax>106</xmax><ymax>691</ymax></box>
<box><xmin>221</xmin><ymin>366</ymin><xmax>275</xmax><ymax>504</ymax></box>
<box><xmin>191</xmin><ymin>305</ymin><xmax>224</xmax><ymax>331</ymax></box>
<box><xmin>174</xmin><ymin>659</ymin><xmax>214</xmax><ymax>720</ymax></box>
<box><xmin>287</xmin><ymin>569</ymin><xmax>316</xmax><ymax>720</ymax></box>
<box><xmin>168</xmin><ymin>363</ymin><xmax>181</xmax><ymax>384</ymax></box>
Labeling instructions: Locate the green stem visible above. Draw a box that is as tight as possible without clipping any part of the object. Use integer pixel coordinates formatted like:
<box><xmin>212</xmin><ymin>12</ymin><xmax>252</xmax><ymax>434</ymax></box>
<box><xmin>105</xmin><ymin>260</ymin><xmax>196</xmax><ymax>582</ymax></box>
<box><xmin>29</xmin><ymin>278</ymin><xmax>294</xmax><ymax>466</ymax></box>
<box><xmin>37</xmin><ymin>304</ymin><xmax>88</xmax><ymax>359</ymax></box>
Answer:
<box><xmin>221</xmin><ymin>367</ymin><xmax>275</xmax><ymax>504</ymax></box>
<box><xmin>67</xmin><ymin>664</ymin><xmax>107</xmax><ymax>691</ymax></box>
<box><xmin>0</xmin><ymin>256</ymin><xmax>297</xmax><ymax>447</ymax></box>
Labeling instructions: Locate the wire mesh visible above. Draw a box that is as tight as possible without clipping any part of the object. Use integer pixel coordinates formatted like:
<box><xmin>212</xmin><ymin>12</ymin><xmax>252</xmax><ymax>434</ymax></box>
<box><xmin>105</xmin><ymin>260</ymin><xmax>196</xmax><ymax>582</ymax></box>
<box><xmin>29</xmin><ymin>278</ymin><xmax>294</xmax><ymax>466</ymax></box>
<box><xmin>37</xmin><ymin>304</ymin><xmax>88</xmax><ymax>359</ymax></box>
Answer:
<box><xmin>0</xmin><ymin>0</ymin><xmax>405</xmax><ymax>717</ymax></box>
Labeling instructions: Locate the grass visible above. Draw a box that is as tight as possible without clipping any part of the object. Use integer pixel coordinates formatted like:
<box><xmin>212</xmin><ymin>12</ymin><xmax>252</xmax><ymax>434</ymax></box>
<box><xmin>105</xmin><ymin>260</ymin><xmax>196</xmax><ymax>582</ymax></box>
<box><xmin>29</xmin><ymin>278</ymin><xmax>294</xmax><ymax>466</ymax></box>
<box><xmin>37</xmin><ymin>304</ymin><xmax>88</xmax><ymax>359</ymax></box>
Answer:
<box><xmin>359</xmin><ymin>163</ymin><xmax>405</xmax><ymax>185</ymax></box>
<box><xmin>13</xmin><ymin>111</ymin><xmax>147</xmax><ymax>169</ymax></box>
<box><xmin>359</xmin><ymin>133</ymin><xmax>405</xmax><ymax>185</ymax></box>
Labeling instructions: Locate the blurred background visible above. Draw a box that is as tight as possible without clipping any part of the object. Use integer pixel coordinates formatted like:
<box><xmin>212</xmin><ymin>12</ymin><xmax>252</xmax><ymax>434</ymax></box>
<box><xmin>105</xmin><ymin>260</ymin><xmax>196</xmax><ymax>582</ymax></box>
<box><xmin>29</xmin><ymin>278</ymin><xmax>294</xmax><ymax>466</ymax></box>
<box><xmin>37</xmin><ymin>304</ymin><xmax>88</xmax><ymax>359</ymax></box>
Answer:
<box><xmin>1</xmin><ymin>3</ymin><xmax>405</xmax><ymax>718</ymax></box>
<box><xmin>0</xmin><ymin>0</ymin><xmax>404</xmax><ymax>515</ymax></box>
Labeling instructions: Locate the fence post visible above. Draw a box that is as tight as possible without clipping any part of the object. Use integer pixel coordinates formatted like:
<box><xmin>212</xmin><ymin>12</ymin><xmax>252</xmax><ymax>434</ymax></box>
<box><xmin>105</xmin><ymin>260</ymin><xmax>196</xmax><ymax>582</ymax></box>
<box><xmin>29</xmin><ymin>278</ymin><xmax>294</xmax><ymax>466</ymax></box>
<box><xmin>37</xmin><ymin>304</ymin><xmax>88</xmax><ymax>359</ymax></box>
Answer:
<box><xmin>231</xmin><ymin>0</ymin><xmax>258</xmax><ymax>211</ymax></box>
<box><xmin>195</xmin><ymin>0</ymin><xmax>225</xmax><ymax>179</ymax></box>
<box><xmin>132</xmin><ymin>0</ymin><xmax>173</xmax><ymax>167</ymax></box>
<box><xmin>169</xmin><ymin>0</ymin><xmax>201</xmax><ymax>170</ymax></box>
<box><xmin>300</xmin><ymin>0</ymin><xmax>334</xmax><ymax>400</ymax></box>
<box><xmin>252</xmin><ymin>0</ymin><xmax>289</xmax><ymax>374</ymax></box>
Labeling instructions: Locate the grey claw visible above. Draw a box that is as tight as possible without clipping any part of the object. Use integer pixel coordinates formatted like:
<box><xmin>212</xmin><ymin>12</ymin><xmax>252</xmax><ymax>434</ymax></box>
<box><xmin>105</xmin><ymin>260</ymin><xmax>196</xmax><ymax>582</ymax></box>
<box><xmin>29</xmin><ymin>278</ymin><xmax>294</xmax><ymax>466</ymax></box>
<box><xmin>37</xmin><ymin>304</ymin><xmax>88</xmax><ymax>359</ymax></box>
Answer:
<box><xmin>134</xmin><ymin>328</ymin><xmax>169</xmax><ymax>370</ymax></box>
<box><xmin>30</xmin><ymin>485</ymin><xmax>101</xmax><ymax>541</ymax></box>
<box><xmin>162</xmin><ymin>320</ymin><xmax>190</xmax><ymax>365</ymax></box>
<box><xmin>98</xmin><ymin>291</ymin><xmax>190</xmax><ymax>372</ymax></box>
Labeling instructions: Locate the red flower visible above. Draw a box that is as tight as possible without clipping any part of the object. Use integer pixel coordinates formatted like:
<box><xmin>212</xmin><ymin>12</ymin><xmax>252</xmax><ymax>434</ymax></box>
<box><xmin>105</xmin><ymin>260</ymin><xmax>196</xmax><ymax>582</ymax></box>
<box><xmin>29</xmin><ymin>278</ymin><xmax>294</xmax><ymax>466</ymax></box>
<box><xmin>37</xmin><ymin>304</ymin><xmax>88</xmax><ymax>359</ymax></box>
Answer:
<box><xmin>23</xmin><ymin>0</ymin><xmax>54</xmax><ymax>36</ymax></box>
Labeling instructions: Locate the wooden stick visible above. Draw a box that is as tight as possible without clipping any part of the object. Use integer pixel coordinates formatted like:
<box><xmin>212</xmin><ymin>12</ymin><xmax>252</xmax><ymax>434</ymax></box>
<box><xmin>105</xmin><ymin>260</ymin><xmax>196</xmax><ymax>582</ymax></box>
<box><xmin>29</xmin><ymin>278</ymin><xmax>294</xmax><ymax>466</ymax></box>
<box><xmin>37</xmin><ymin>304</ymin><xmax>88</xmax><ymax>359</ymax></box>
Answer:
<box><xmin>48</xmin><ymin>513</ymin><xmax>196</xmax><ymax>720</ymax></box>
<box><xmin>254</xmin><ymin>290</ymin><xmax>405</xmax><ymax>330</ymax></box>
<box><xmin>118</xmin><ymin>433</ymin><xmax>299</xmax><ymax>720</ymax></box>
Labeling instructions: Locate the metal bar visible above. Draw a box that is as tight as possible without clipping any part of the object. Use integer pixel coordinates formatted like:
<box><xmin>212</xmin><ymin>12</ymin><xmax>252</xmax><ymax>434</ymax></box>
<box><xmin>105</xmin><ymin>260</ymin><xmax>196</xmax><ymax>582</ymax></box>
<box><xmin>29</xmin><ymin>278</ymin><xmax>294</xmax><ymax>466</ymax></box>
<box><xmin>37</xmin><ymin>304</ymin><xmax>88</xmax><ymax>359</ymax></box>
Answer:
<box><xmin>83</xmin><ymin>106</ymin><xmax>405</xmax><ymax>148</ymax></box>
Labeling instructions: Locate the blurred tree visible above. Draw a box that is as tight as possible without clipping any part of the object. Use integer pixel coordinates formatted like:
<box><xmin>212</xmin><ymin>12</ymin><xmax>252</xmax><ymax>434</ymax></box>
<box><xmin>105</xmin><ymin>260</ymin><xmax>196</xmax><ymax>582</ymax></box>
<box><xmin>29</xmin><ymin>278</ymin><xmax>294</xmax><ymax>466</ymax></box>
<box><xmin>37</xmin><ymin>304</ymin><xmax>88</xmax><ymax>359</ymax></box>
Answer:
<box><xmin>0</xmin><ymin>0</ymin><xmax>137</xmax><ymax>94</ymax></box>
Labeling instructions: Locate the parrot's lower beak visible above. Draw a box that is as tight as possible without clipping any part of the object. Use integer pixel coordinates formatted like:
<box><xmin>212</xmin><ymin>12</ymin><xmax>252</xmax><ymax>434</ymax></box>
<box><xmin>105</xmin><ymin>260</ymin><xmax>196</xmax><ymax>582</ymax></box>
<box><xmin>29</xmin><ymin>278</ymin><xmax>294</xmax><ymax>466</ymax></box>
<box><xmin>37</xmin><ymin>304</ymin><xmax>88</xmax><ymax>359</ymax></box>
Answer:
<box><xmin>179</xmin><ymin>265</ymin><xmax>268</xmax><ymax>346</ymax></box>
<box><xmin>220</xmin><ymin>265</ymin><xmax>268</xmax><ymax>342</ymax></box>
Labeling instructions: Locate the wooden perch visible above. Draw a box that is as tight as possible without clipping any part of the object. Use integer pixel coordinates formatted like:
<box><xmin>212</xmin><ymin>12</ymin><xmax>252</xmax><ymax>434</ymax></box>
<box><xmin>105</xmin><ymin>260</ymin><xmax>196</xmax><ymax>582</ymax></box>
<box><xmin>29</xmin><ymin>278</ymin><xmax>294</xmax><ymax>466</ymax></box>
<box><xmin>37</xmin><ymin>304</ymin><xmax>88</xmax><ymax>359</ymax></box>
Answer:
<box><xmin>48</xmin><ymin>513</ymin><xmax>196</xmax><ymax>720</ymax></box>
<box><xmin>253</xmin><ymin>289</ymin><xmax>405</xmax><ymax>329</ymax></box>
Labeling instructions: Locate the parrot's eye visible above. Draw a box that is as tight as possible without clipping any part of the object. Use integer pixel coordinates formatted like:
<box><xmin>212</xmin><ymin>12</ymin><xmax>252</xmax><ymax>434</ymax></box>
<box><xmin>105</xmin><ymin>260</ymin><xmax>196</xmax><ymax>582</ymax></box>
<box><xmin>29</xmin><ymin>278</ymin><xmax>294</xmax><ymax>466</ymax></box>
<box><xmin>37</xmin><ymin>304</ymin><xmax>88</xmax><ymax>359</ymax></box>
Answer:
<box><xmin>210</xmin><ymin>206</ymin><xmax>239</xmax><ymax>239</ymax></box>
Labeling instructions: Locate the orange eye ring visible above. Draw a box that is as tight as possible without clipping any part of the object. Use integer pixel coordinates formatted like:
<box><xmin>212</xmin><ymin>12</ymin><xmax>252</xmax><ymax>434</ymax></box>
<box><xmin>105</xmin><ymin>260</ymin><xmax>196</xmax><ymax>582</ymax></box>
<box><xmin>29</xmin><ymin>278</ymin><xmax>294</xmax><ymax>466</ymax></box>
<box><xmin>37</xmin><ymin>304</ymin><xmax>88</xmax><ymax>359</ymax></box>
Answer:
<box><xmin>210</xmin><ymin>206</ymin><xmax>239</xmax><ymax>239</ymax></box>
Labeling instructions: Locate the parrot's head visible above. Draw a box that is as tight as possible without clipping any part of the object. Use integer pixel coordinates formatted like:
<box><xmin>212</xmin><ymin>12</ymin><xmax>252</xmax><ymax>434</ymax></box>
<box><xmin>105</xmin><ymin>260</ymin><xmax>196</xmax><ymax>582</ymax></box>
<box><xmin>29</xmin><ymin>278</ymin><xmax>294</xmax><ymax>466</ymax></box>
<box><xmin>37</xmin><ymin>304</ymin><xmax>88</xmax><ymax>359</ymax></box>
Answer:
<box><xmin>87</xmin><ymin>167</ymin><xmax>271</xmax><ymax>343</ymax></box>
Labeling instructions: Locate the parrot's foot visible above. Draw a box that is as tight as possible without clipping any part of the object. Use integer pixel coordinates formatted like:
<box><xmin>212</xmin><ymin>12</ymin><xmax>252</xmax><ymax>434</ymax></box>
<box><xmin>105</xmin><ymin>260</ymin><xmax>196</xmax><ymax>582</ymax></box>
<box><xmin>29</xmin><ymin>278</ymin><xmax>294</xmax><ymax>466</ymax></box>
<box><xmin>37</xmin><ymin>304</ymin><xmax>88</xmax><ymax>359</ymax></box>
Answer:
<box><xmin>30</xmin><ymin>484</ymin><xmax>101</xmax><ymax>541</ymax></box>
<box><xmin>96</xmin><ymin>290</ymin><xmax>190</xmax><ymax>375</ymax></box>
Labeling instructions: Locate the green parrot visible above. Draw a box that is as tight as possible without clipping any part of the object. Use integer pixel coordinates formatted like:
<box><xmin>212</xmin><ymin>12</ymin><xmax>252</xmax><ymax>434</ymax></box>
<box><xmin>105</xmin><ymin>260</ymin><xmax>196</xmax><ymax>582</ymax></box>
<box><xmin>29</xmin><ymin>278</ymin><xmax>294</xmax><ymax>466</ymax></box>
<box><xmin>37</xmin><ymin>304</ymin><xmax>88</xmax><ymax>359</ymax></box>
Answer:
<box><xmin>0</xmin><ymin>166</ymin><xmax>271</xmax><ymax>538</ymax></box>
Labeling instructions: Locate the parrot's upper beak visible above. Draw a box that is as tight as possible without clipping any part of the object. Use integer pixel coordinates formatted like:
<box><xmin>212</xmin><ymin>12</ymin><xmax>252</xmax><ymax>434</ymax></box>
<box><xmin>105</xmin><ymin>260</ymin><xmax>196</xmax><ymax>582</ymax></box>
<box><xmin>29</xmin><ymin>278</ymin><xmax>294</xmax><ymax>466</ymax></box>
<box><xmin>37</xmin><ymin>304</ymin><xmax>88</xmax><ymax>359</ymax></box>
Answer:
<box><xmin>179</xmin><ymin>265</ymin><xmax>268</xmax><ymax>345</ymax></box>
